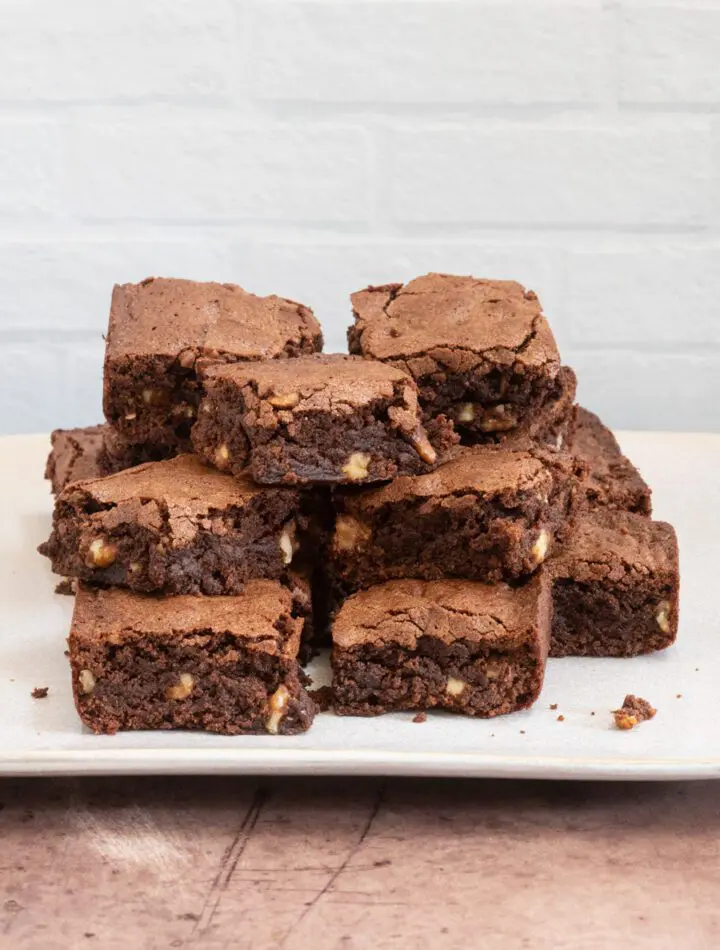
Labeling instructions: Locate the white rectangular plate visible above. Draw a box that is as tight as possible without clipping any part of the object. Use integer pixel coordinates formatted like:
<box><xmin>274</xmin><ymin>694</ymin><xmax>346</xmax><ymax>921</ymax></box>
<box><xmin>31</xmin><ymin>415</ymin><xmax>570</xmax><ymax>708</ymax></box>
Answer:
<box><xmin>2</xmin><ymin>433</ymin><xmax>718</xmax><ymax>780</ymax></box>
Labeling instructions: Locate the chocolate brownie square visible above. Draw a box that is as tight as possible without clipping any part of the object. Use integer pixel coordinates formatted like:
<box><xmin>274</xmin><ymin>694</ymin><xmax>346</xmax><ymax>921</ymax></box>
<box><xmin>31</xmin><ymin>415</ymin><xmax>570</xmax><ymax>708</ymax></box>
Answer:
<box><xmin>329</xmin><ymin>444</ymin><xmax>580</xmax><ymax>595</ymax></box>
<box><xmin>192</xmin><ymin>354</ymin><xmax>456</xmax><ymax>485</ymax></box>
<box><xmin>40</xmin><ymin>455</ymin><xmax>309</xmax><ymax>595</ymax></box>
<box><xmin>550</xmin><ymin>510</ymin><xmax>679</xmax><ymax>657</ymax></box>
<box><xmin>45</xmin><ymin>425</ymin><xmax>108</xmax><ymax>494</ymax></box>
<box><xmin>572</xmin><ymin>407</ymin><xmax>652</xmax><ymax>516</ymax></box>
<box><xmin>349</xmin><ymin>274</ymin><xmax>562</xmax><ymax>443</ymax></box>
<box><xmin>332</xmin><ymin>574</ymin><xmax>551</xmax><ymax>717</ymax></box>
<box><xmin>103</xmin><ymin>277</ymin><xmax>323</xmax><ymax>452</ymax></box>
<box><xmin>69</xmin><ymin>581</ymin><xmax>317</xmax><ymax>735</ymax></box>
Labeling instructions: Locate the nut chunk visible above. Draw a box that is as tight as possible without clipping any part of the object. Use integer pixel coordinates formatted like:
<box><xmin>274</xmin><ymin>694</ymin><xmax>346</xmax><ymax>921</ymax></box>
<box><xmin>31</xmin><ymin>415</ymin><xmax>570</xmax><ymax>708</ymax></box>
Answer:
<box><xmin>68</xmin><ymin>582</ymin><xmax>317</xmax><ymax>735</ymax></box>
<box><xmin>329</xmin><ymin>444</ymin><xmax>580</xmax><ymax>597</ymax></box>
<box><xmin>193</xmin><ymin>354</ymin><xmax>456</xmax><ymax>485</ymax></box>
<box><xmin>39</xmin><ymin>455</ymin><xmax>308</xmax><ymax>596</ymax></box>
<box><xmin>103</xmin><ymin>277</ymin><xmax>322</xmax><ymax>455</ymax></box>
<box><xmin>613</xmin><ymin>695</ymin><xmax>656</xmax><ymax>731</ymax></box>
<box><xmin>349</xmin><ymin>274</ymin><xmax>564</xmax><ymax>444</ymax></box>
<box><xmin>332</xmin><ymin>575</ymin><xmax>551</xmax><ymax>718</ymax></box>
<box><xmin>550</xmin><ymin>511</ymin><xmax>679</xmax><ymax>657</ymax></box>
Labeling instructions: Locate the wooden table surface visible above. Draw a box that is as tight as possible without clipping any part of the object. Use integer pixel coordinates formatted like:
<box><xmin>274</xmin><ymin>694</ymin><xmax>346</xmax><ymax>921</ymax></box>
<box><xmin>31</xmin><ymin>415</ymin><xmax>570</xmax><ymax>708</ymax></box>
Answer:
<box><xmin>1</xmin><ymin>778</ymin><xmax>718</xmax><ymax>949</ymax></box>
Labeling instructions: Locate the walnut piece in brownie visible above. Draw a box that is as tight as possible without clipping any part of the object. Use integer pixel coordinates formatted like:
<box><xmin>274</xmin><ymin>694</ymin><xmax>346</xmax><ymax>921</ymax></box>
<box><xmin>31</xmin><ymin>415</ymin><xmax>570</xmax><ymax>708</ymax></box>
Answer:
<box><xmin>332</xmin><ymin>575</ymin><xmax>551</xmax><ymax>718</ymax></box>
<box><xmin>103</xmin><ymin>277</ymin><xmax>323</xmax><ymax>453</ymax></box>
<box><xmin>572</xmin><ymin>407</ymin><xmax>652</xmax><ymax>515</ymax></box>
<box><xmin>550</xmin><ymin>510</ymin><xmax>679</xmax><ymax>657</ymax></box>
<box><xmin>45</xmin><ymin>426</ymin><xmax>108</xmax><ymax>494</ymax></box>
<box><xmin>613</xmin><ymin>694</ymin><xmax>656</xmax><ymax>730</ymax></box>
<box><xmin>329</xmin><ymin>444</ymin><xmax>580</xmax><ymax>599</ymax></box>
<box><xmin>349</xmin><ymin>274</ymin><xmax>562</xmax><ymax>443</ymax></box>
<box><xmin>193</xmin><ymin>354</ymin><xmax>456</xmax><ymax>485</ymax></box>
<box><xmin>39</xmin><ymin>455</ymin><xmax>310</xmax><ymax>596</ymax></box>
<box><xmin>68</xmin><ymin>582</ymin><xmax>317</xmax><ymax>735</ymax></box>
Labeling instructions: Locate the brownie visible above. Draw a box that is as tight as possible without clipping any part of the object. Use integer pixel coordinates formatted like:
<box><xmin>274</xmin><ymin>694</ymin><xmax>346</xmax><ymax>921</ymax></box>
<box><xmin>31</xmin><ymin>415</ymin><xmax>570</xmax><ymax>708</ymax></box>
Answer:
<box><xmin>349</xmin><ymin>274</ymin><xmax>562</xmax><ymax>443</ymax></box>
<box><xmin>39</xmin><ymin>455</ymin><xmax>309</xmax><ymax>596</ymax></box>
<box><xmin>68</xmin><ymin>581</ymin><xmax>317</xmax><ymax>735</ymax></box>
<box><xmin>549</xmin><ymin>510</ymin><xmax>679</xmax><ymax>657</ymax></box>
<box><xmin>45</xmin><ymin>426</ymin><xmax>108</xmax><ymax>494</ymax></box>
<box><xmin>571</xmin><ymin>407</ymin><xmax>652</xmax><ymax>516</ymax></box>
<box><xmin>192</xmin><ymin>354</ymin><xmax>457</xmax><ymax>485</ymax></box>
<box><xmin>103</xmin><ymin>277</ymin><xmax>323</xmax><ymax>453</ymax></box>
<box><xmin>332</xmin><ymin>574</ymin><xmax>551</xmax><ymax>717</ymax></box>
<box><xmin>328</xmin><ymin>444</ymin><xmax>580</xmax><ymax>598</ymax></box>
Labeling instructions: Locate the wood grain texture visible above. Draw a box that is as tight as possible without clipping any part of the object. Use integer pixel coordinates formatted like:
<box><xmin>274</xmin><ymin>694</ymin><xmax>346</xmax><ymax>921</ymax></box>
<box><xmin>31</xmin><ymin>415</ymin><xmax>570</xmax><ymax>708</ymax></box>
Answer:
<box><xmin>1</xmin><ymin>779</ymin><xmax>719</xmax><ymax>949</ymax></box>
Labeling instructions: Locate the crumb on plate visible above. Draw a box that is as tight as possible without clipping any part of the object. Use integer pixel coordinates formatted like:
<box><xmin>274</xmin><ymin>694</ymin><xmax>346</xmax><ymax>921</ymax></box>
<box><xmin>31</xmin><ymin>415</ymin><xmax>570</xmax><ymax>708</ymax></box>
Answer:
<box><xmin>613</xmin><ymin>694</ymin><xmax>656</xmax><ymax>731</ymax></box>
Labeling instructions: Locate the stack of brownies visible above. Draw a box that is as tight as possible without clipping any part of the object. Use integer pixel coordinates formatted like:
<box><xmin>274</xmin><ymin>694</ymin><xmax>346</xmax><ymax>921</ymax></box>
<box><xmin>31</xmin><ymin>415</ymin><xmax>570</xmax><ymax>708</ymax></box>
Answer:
<box><xmin>40</xmin><ymin>274</ymin><xmax>680</xmax><ymax>735</ymax></box>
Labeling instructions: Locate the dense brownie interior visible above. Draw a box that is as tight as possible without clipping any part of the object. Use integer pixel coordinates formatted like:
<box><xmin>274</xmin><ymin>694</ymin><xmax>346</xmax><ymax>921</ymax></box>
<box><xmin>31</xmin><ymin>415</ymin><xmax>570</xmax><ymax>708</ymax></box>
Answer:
<box><xmin>100</xmin><ymin>424</ymin><xmax>179</xmax><ymax>473</ymax></box>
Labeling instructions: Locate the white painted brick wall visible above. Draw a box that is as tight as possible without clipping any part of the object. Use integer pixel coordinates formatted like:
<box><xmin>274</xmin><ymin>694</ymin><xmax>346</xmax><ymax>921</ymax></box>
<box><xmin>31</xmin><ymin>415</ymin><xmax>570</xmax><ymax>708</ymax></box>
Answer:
<box><xmin>619</xmin><ymin>4</ymin><xmax>720</xmax><ymax>105</ymax></box>
<box><xmin>249</xmin><ymin>2</ymin><xmax>606</xmax><ymax>104</ymax></box>
<box><xmin>387</xmin><ymin>121</ymin><xmax>711</xmax><ymax>227</ymax></box>
<box><xmin>0</xmin><ymin>0</ymin><xmax>718</xmax><ymax>435</ymax></box>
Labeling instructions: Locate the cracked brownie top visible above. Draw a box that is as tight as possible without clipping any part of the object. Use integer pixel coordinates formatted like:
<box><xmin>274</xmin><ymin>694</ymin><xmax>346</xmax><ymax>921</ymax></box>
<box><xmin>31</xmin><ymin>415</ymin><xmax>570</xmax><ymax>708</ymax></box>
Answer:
<box><xmin>348</xmin><ymin>273</ymin><xmax>560</xmax><ymax>373</ymax></box>
<box><xmin>551</xmin><ymin>510</ymin><xmax>678</xmax><ymax>586</ymax></box>
<box><xmin>332</xmin><ymin>574</ymin><xmax>549</xmax><ymax>651</ymax></box>
<box><xmin>71</xmin><ymin>581</ymin><xmax>303</xmax><ymax>656</ymax></box>
<box><xmin>201</xmin><ymin>352</ymin><xmax>421</xmax><ymax>412</ymax></box>
<box><xmin>106</xmin><ymin>277</ymin><xmax>323</xmax><ymax>361</ymax></box>
<box><xmin>64</xmin><ymin>453</ymin><xmax>264</xmax><ymax>512</ymax></box>
<box><xmin>338</xmin><ymin>444</ymin><xmax>562</xmax><ymax>510</ymax></box>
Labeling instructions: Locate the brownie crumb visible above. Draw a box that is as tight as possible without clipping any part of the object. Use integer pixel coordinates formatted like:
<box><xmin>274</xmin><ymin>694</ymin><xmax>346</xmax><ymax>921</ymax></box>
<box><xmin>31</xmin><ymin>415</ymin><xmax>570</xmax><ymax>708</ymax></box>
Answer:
<box><xmin>54</xmin><ymin>578</ymin><xmax>76</xmax><ymax>596</ymax></box>
<box><xmin>412</xmin><ymin>712</ymin><xmax>428</xmax><ymax>724</ymax></box>
<box><xmin>549</xmin><ymin>703</ymin><xmax>558</xmax><ymax>710</ymax></box>
<box><xmin>613</xmin><ymin>694</ymin><xmax>656</xmax><ymax>731</ymax></box>
<box><xmin>590</xmin><ymin>711</ymin><xmax>596</xmax><ymax>716</ymax></box>
<box><xmin>519</xmin><ymin>729</ymin><xmax>526</xmax><ymax>734</ymax></box>
<box><xmin>31</xmin><ymin>687</ymin><xmax>49</xmax><ymax>699</ymax></box>
<box><xmin>557</xmin><ymin>715</ymin><xmax>565</xmax><ymax>722</ymax></box>
<box><xmin>308</xmin><ymin>685</ymin><xmax>334</xmax><ymax>713</ymax></box>
<box><xmin>676</xmin><ymin>693</ymin><xmax>682</xmax><ymax>699</ymax></box>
